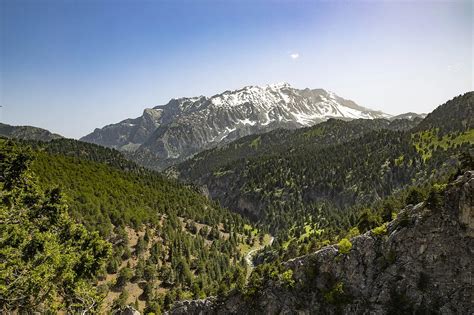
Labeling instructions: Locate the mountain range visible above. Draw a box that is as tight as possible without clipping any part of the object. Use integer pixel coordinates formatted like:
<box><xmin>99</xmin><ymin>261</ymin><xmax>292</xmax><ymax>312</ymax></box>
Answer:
<box><xmin>1</xmin><ymin>87</ymin><xmax>472</xmax><ymax>314</ymax></box>
<box><xmin>81</xmin><ymin>83</ymin><xmax>392</xmax><ymax>169</ymax></box>
<box><xmin>171</xmin><ymin>92</ymin><xmax>473</xmax><ymax>235</ymax></box>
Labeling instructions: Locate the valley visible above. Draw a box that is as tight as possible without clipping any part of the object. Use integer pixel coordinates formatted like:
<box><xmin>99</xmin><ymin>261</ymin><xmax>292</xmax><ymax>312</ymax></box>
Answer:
<box><xmin>1</xmin><ymin>91</ymin><xmax>472</xmax><ymax>314</ymax></box>
<box><xmin>2</xmin><ymin>1</ymin><xmax>471</xmax><ymax>314</ymax></box>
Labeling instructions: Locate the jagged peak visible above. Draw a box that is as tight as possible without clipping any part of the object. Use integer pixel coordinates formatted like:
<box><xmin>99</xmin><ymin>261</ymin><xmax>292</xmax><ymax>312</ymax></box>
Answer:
<box><xmin>265</xmin><ymin>82</ymin><xmax>292</xmax><ymax>89</ymax></box>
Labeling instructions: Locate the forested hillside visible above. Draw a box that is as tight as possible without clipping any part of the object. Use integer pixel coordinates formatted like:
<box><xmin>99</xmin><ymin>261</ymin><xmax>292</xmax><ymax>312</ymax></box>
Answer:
<box><xmin>172</xmin><ymin>92</ymin><xmax>474</xmax><ymax>262</ymax></box>
<box><xmin>0</xmin><ymin>138</ymin><xmax>264</xmax><ymax>313</ymax></box>
<box><xmin>170</xmin><ymin>167</ymin><xmax>474</xmax><ymax>314</ymax></box>
<box><xmin>171</xmin><ymin>118</ymin><xmax>420</xmax><ymax>180</ymax></box>
<box><xmin>0</xmin><ymin>122</ymin><xmax>63</xmax><ymax>142</ymax></box>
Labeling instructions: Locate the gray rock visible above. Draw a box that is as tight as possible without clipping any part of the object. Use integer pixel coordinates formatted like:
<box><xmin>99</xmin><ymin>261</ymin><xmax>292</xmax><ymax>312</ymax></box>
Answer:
<box><xmin>115</xmin><ymin>305</ymin><xmax>141</xmax><ymax>315</ymax></box>
<box><xmin>81</xmin><ymin>84</ymin><xmax>388</xmax><ymax>170</ymax></box>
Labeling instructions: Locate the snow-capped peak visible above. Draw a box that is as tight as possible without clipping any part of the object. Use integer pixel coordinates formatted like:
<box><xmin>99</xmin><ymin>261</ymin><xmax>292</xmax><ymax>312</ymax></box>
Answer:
<box><xmin>82</xmin><ymin>83</ymin><xmax>390</xmax><ymax>168</ymax></box>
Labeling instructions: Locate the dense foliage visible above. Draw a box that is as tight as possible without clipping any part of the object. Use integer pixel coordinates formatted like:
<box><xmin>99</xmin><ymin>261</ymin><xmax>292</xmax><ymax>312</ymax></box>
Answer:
<box><xmin>0</xmin><ymin>140</ymin><xmax>111</xmax><ymax>313</ymax></box>
<box><xmin>0</xmin><ymin>138</ymin><xmax>258</xmax><ymax>312</ymax></box>
<box><xmin>173</xmin><ymin>92</ymin><xmax>474</xmax><ymax>263</ymax></box>
<box><xmin>414</xmin><ymin>92</ymin><xmax>473</xmax><ymax>134</ymax></box>
<box><xmin>173</xmin><ymin>118</ymin><xmax>419</xmax><ymax>180</ymax></box>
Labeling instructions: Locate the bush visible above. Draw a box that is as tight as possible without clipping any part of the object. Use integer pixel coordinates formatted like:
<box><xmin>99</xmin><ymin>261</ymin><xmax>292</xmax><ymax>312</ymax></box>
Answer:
<box><xmin>116</xmin><ymin>267</ymin><xmax>133</xmax><ymax>288</ymax></box>
<box><xmin>280</xmin><ymin>269</ymin><xmax>295</xmax><ymax>288</ymax></box>
<box><xmin>372</xmin><ymin>223</ymin><xmax>388</xmax><ymax>236</ymax></box>
<box><xmin>426</xmin><ymin>184</ymin><xmax>446</xmax><ymax>210</ymax></box>
<box><xmin>324</xmin><ymin>281</ymin><xmax>351</xmax><ymax>305</ymax></box>
<box><xmin>405</xmin><ymin>187</ymin><xmax>425</xmax><ymax>206</ymax></box>
<box><xmin>337</xmin><ymin>238</ymin><xmax>352</xmax><ymax>254</ymax></box>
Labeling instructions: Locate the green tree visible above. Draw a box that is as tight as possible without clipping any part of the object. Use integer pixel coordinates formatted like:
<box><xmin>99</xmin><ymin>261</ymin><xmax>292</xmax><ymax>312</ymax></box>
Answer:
<box><xmin>0</xmin><ymin>141</ymin><xmax>111</xmax><ymax>312</ymax></box>
<box><xmin>406</xmin><ymin>187</ymin><xmax>425</xmax><ymax>206</ymax></box>
<box><xmin>116</xmin><ymin>267</ymin><xmax>133</xmax><ymax>289</ymax></box>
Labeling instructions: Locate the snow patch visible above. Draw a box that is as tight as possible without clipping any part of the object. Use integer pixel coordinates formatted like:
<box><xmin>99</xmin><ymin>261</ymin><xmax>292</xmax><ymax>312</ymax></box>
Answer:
<box><xmin>237</xmin><ymin>118</ymin><xmax>257</xmax><ymax>126</ymax></box>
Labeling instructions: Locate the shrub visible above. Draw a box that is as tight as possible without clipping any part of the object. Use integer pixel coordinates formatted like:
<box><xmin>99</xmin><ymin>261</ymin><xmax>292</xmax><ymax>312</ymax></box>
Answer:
<box><xmin>280</xmin><ymin>269</ymin><xmax>295</xmax><ymax>288</ymax></box>
<box><xmin>324</xmin><ymin>281</ymin><xmax>351</xmax><ymax>305</ymax></box>
<box><xmin>405</xmin><ymin>187</ymin><xmax>425</xmax><ymax>206</ymax></box>
<box><xmin>372</xmin><ymin>223</ymin><xmax>388</xmax><ymax>236</ymax></box>
<box><xmin>116</xmin><ymin>267</ymin><xmax>133</xmax><ymax>288</ymax></box>
<box><xmin>357</xmin><ymin>210</ymin><xmax>381</xmax><ymax>233</ymax></box>
<box><xmin>337</xmin><ymin>238</ymin><xmax>352</xmax><ymax>254</ymax></box>
<box><xmin>426</xmin><ymin>184</ymin><xmax>446</xmax><ymax>210</ymax></box>
<box><xmin>345</xmin><ymin>227</ymin><xmax>360</xmax><ymax>239</ymax></box>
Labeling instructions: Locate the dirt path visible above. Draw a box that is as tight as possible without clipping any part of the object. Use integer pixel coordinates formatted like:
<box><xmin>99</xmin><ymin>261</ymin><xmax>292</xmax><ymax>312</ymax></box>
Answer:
<box><xmin>245</xmin><ymin>236</ymin><xmax>274</xmax><ymax>276</ymax></box>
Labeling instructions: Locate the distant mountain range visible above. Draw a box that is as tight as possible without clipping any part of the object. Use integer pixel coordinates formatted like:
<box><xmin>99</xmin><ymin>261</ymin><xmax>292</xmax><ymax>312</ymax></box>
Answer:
<box><xmin>389</xmin><ymin>112</ymin><xmax>426</xmax><ymax>121</ymax></box>
<box><xmin>81</xmin><ymin>83</ymin><xmax>393</xmax><ymax>169</ymax></box>
<box><xmin>0</xmin><ymin>123</ymin><xmax>63</xmax><ymax>141</ymax></box>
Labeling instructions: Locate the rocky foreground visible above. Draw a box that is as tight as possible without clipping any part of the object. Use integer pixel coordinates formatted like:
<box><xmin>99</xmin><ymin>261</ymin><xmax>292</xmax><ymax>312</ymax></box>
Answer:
<box><xmin>168</xmin><ymin>171</ymin><xmax>473</xmax><ymax>314</ymax></box>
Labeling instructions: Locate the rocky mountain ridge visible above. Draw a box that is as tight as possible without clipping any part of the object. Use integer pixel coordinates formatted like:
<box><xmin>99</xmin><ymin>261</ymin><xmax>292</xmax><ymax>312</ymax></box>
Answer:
<box><xmin>81</xmin><ymin>83</ymin><xmax>391</xmax><ymax>169</ymax></box>
<box><xmin>168</xmin><ymin>170</ymin><xmax>474</xmax><ymax>314</ymax></box>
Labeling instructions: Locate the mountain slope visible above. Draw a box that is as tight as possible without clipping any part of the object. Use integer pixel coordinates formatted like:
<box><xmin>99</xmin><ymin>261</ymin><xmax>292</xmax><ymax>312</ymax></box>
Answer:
<box><xmin>171</xmin><ymin>92</ymin><xmax>473</xmax><ymax>237</ymax></box>
<box><xmin>414</xmin><ymin>92</ymin><xmax>473</xmax><ymax>134</ymax></box>
<box><xmin>169</xmin><ymin>170</ymin><xmax>474</xmax><ymax>314</ymax></box>
<box><xmin>170</xmin><ymin>118</ymin><xmax>421</xmax><ymax>181</ymax></box>
<box><xmin>81</xmin><ymin>83</ymin><xmax>389</xmax><ymax>169</ymax></box>
<box><xmin>1</xmin><ymin>137</ymin><xmax>261</xmax><ymax>313</ymax></box>
<box><xmin>389</xmin><ymin>112</ymin><xmax>426</xmax><ymax>121</ymax></box>
<box><xmin>0</xmin><ymin>122</ymin><xmax>63</xmax><ymax>141</ymax></box>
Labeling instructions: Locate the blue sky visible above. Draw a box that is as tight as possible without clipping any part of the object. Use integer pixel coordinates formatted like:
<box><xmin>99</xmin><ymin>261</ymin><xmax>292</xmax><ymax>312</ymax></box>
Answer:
<box><xmin>1</xmin><ymin>0</ymin><xmax>472</xmax><ymax>138</ymax></box>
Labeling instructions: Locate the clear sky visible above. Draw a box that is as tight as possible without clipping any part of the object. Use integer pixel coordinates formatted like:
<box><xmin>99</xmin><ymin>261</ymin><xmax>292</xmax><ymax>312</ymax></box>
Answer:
<box><xmin>1</xmin><ymin>0</ymin><xmax>472</xmax><ymax>138</ymax></box>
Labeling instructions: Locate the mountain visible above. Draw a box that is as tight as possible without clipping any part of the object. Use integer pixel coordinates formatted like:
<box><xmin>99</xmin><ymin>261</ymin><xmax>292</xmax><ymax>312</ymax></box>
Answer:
<box><xmin>389</xmin><ymin>112</ymin><xmax>426</xmax><ymax>121</ymax></box>
<box><xmin>171</xmin><ymin>92</ymin><xmax>473</xmax><ymax>236</ymax></box>
<box><xmin>169</xmin><ymin>170</ymin><xmax>474</xmax><ymax>314</ymax></box>
<box><xmin>170</xmin><ymin>118</ymin><xmax>421</xmax><ymax>181</ymax></box>
<box><xmin>0</xmin><ymin>122</ymin><xmax>63</xmax><ymax>141</ymax></box>
<box><xmin>81</xmin><ymin>83</ymin><xmax>389</xmax><ymax>169</ymax></box>
<box><xmin>414</xmin><ymin>92</ymin><xmax>473</xmax><ymax>134</ymax></box>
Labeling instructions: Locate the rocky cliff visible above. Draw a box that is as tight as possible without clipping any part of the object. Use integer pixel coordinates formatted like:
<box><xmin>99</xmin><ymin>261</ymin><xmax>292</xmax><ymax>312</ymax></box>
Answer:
<box><xmin>168</xmin><ymin>171</ymin><xmax>474</xmax><ymax>314</ymax></box>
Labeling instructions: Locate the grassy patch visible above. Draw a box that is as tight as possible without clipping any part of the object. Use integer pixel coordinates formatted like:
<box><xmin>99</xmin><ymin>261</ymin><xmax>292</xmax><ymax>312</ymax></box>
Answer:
<box><xmin>411</xmin><ymin>129</ymin><xmax>474</xmax><ymax>160</ymax></box>
<box><xmin>372</xmin><ymin>223</ymin><xmax>388</xmax><ymax>236</ymax></box>
<box><xmin>303</xmin><ymin>126</ymin><xmax>324</xmax><ymax>138</ymax></box>
<box><xmin>213</xmin><ymin>169</ymin><xmax>233</xmax><ymax>177</ymax></box>
<box><xmin>249</xmin><ymin>136</ymin><xmax>261</xmax><ymax>149</ymax></box>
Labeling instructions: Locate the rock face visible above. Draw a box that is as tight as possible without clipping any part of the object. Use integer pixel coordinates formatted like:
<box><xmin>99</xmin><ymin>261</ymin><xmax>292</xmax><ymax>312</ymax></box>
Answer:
<box><xmin>81</xmin><ymin>107</ymin><xmax>163</xmax><ymax>152</ymax></box>
<box><xmin>168</xmin><ymin>171</ymin><xmax>474</xmax><ymax>314</ymax></box>
<box><xmin>389</xmin><ymin>112</ymin><xmax>426</xmax><ymax>121</ymax></box>
<box><xmin>114</xmin><ymin>306</ymin><xmax>141</xmax><ymax>315</ymax></box>
<box><xmin>81</xmin><ymin>83</ymin><xmax>389</xmax><ymax>169</ymax></box>
<box><xmin>169</xmin><ymin>298</ymin><xmax>217</xmax><ymax>315</ymax></box>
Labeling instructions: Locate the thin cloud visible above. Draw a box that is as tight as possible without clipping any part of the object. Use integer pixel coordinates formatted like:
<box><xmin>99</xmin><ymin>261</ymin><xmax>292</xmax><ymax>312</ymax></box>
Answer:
<box><xmin>447</xmin><ymin>62</ymin><xmax>462</xmax><ymax>72</ymax></box>
<box><xmin>290</xmin><ymin>53</ymin><xmax>300</xmax><ymax>60</ymax></box>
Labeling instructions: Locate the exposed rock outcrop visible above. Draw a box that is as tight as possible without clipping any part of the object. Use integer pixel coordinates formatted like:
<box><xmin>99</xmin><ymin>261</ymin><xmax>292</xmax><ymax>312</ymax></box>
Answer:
<box><xmin>168</xmin><ymin>171</ymin><xmax>474</xmax><ymax>314</ymax></box>
<box><xmin>114</xmin><ymin>306</ymin><xmax>141</xmax><ymax>315</ymax></box>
